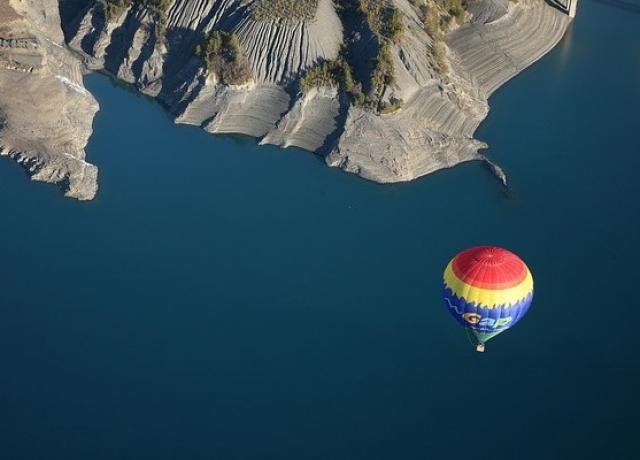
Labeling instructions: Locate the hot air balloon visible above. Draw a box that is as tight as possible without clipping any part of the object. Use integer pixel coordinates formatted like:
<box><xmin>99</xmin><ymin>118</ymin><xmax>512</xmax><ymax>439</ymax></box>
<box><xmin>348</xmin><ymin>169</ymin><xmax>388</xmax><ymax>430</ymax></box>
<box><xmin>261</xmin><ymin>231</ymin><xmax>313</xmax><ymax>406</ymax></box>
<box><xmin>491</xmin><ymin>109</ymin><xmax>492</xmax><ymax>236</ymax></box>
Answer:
<box><xmin>442</xmin><ymin>246</ymin><xmax>533</xmax><ymax>352</ymax></box>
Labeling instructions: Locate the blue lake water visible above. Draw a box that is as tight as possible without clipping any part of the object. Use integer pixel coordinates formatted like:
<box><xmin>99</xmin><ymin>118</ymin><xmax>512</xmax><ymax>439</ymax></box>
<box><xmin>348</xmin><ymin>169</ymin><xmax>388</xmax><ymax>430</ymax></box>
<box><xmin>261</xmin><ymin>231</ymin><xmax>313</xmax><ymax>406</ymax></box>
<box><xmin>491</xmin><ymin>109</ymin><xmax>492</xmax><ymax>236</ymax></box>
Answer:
<box><xmin>1</xmin><ymin>2</ymin><xmax>639</xmax><ymax>458</ymax></box>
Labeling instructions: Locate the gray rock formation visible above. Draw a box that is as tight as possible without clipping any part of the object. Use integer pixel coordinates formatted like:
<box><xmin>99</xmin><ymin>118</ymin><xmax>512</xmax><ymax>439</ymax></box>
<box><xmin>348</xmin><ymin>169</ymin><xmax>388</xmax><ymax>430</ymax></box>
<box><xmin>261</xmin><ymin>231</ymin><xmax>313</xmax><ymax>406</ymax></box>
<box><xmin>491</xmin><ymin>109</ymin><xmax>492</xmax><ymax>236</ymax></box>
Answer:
<box><xmin>328</xmin><ymin>0</ymin><xmax>571</xmax><ymax>183</ymax></box>
<box><xmin>0</xmin><ymin>0</ymin><xmax>99</xmax><ymax>199</ymax></box>
<box><xmin>261</xmin><ymin>86</ymin><xmax>343</xmax><ymax>152</ymax></box>
<box><xmin>1</xmin><ymin>0</ymin><xmax>573</xmax><ymax>199</ymax></box>
<box><xmin>448</xmin><ymin>0</ymin><xmax>571</xmax><ymax>97</ymax></box>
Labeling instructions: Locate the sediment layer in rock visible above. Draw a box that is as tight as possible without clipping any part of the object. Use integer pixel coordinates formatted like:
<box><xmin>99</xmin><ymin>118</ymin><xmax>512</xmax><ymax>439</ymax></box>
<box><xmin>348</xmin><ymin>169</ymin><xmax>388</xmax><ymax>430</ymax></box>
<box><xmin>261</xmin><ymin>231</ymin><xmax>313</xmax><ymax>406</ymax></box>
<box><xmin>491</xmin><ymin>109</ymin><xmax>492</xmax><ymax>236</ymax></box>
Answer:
<box><xmin>2</xmin><ymin>0</ymin><xmax>572</xmax><ymax>199</ymax></box>
<box><xmin>327</xmin><ymin>0</ymin><xmax>570</xmax><ymax>183</ymax></box>
<box><xmin>0</xmin><ymin>0</ymin><xmax>99</xmax><ymax>199</ymax></box>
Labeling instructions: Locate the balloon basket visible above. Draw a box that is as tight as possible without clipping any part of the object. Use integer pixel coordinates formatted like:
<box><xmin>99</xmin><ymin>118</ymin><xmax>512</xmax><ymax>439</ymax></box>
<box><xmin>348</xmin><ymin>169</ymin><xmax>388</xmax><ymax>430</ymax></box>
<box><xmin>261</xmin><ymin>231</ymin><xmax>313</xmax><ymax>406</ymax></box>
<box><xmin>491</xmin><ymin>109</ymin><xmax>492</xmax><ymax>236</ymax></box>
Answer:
<box><xmin>465</xmin><ymin>328</ymin><xmax>486</xmax><ymax>352</ymax></box>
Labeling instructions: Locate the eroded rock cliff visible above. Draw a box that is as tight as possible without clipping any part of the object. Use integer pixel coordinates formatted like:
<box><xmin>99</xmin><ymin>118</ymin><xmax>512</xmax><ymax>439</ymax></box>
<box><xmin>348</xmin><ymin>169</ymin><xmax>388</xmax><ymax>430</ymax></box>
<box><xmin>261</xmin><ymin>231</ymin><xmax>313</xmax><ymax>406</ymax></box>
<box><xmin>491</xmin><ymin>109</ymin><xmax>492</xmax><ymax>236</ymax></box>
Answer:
<box><xmin>0</xmin><ymin>0</ymin><xmax>99</xmax><ymax>199</ymax></box>
<box><xmin>0</xmin><ymin>0</ymin><xmax>573</xmax><ymax>199</ymax></box>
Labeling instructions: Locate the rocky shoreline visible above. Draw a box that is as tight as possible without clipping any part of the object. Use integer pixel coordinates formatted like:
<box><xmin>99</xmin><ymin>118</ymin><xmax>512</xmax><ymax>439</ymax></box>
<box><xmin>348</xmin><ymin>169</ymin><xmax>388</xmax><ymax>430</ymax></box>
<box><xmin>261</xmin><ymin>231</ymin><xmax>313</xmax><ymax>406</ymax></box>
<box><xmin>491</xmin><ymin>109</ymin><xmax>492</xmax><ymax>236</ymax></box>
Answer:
<box><xmin>0</xmin><ymin>0</ymin><xmax>572</xmax><ymax>199</ymax></box>
<box><xmin>0</xmin><ymin>0</ymin><xmax>99</xmax><ymax>199</ymax></box>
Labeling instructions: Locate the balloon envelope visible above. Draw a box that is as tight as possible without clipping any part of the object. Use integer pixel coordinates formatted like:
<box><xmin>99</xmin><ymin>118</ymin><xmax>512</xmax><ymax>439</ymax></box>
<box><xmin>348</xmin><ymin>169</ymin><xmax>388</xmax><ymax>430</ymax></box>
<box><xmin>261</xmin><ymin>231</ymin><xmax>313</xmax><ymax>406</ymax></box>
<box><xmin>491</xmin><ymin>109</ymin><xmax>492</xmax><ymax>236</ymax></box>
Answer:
<box><xmin>442</xmin><ymin>246</ymin><xmax>534</xmax><ymax>345</ymax></box>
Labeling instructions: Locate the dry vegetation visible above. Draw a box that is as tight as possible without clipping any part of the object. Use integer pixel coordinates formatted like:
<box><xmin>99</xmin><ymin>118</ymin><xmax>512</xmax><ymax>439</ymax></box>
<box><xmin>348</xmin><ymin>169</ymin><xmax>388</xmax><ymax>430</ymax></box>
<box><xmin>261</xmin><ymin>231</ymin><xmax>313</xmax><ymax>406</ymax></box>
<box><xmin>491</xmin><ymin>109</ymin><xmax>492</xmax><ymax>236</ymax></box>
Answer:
<box><xmin>409</xmin><ymin>0</ymin><xmax>469</xmax><ymax>74</ymax></box>
<box><xmin>251</xmin><ymin>0</ymin><xmax>319</xmax><ymax>22</ymax></box>
<box><xmin>296</xmin><ymin>0</ymin><xmax>407</xmax><ymax>113</ymax></box>
<box><xmin>102</xmin><ymin>0</ymin><xmax>171</xmax><ymax>38</ymax></box>
<box><xmin>369</xmin><ymin>41</ymin><xmax>394</xmax><ymax>99</ymax></box>
<box><xmin>357</xmin><ymin>0</ymin><xmax>403</xmax><ymax>43</ymax></box>
<box><xmin>102</xmin><ymin>0</ymin><xmax>131</xmax><ymax>22</ymax></box>
<box><xmin>358</xmin><ymin>0</ymin><xmax>404</xmax><ymax>109</ymax></box>
<box><xmin>299</xmin><ymin>59</ymin><xmax>361</xmax><ymax>98</ymax></box>
<box><xmin>300</xmin><ymin>60</ymin><xmax>346</xmax><ymax>93</ymax></box>
<box><xmin>195</xmin><ymin>31</ymin><xmax>252</xmax><ymax>85</ymax></box>
<box><xmin>410</xmin><ymin>0</ymin><xmax>466</xmax><ymax>35</ymax></box>
<box><xmin>432</xmin><ymin>40</ymin><xmax>448</xmax><ymax>73</ymax></box>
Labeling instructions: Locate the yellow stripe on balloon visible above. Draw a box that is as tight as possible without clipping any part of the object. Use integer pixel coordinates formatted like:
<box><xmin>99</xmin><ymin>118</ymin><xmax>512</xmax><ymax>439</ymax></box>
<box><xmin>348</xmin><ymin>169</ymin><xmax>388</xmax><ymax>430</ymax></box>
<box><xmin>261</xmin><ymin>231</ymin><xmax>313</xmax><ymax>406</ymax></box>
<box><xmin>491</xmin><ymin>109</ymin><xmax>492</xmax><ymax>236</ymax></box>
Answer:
<box><xmin>443</xmin><ymin>261</ymin><xmax>533</xmax><ymax>309</ymax></box>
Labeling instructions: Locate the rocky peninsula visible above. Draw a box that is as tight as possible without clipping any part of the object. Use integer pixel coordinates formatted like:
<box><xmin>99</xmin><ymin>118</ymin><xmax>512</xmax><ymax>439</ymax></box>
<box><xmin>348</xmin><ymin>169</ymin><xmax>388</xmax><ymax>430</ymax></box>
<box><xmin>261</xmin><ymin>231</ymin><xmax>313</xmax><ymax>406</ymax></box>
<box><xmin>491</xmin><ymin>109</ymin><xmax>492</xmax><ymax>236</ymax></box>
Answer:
<box><xmin>0</xmin><ymin>0</ymin><xmax>573</xmax><ymax>199</ymax></box>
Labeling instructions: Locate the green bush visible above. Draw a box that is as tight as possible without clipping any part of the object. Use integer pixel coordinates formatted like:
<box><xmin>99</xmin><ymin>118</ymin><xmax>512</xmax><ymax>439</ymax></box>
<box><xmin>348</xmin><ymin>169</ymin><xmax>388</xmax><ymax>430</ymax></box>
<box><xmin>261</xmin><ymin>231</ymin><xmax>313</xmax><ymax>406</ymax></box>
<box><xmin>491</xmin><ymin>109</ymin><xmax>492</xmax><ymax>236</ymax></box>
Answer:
<box><xmin>423</xmin><ymin>6</ymin><xmax>440</xmax><ymax>38</ymax></box>
<box><xmin>102</xmin><ymin>0</ymin><xmax>171</xmax><ymax>39</ymax></box>
<box><xmin>102</xmin><ymin>0</ymin><xmax>132</xmax><ymax>22</ymax></box>
<box><xmin>299</xmin><ymin>62</ymin><xmax>340</xmax><ymax>93</ymax></box>
<box><xmin>299</xmin><ymin>59</ymin><xmax>358</xmax><ymax>94</ymax></box>
<box><xmin>413</xmin><ymin>0</ymin><xmax>469</xmax><ymax>38</ymax></box>
<box><xmin>357</xmin><ymin>0</ymin><xmax>404</xmax><ymax>43</ymax></box>
<box><xmin>379</xmin><ymin>97</ymin><xmax>404</xmax><ymax>114</ymax></box>
<box><xmin>196</xmin><ymin>31</ymin><xmax>252</xmax><ymax>85</ymax></box>
<box><xmin>370</xmin><ymin>41</ymin><xmax>395</xmax><ymax>98</ymax></box>
<box><xmin>433</xmin><ymin>41</ymin><xmax>448</xmax><ymax>74</ymax></box>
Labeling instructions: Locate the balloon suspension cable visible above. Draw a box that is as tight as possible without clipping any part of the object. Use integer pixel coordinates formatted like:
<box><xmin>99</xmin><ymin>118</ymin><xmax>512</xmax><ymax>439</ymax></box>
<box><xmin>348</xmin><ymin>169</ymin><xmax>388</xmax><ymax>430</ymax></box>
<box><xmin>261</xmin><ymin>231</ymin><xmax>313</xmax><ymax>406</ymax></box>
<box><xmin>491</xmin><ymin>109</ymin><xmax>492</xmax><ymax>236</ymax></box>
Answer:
<box><xmin>465</xmin><ymin>328</ymin><xmax>485</xmax><ymax>353</ymax></box>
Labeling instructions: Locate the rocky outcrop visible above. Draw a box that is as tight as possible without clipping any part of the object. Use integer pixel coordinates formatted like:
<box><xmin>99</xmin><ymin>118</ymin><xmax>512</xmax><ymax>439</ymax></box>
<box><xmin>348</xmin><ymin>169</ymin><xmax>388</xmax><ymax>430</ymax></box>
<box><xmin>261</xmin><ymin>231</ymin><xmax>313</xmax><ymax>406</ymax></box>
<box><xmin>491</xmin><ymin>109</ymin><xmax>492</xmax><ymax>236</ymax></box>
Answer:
<box><xmin>61</xmin><ymin>0</ymin><xmax>570</xmax><ymax>192</ymax></box>
<box><xmin>261</xmin><ymin>86</ymin><xmax>343</xmax><ymax>152</ymax></box>
<box><xmin>448</xmin><ymin>0</ymin><xmax>571</xmax><ymax>97</ymax></box>
<box><xmin>0</xmin><ymin>0</ymin><xmax>99</xmax><ymax>199</ymax></box>
<box><xmin>327</xmin><ymin>0</ymin><xmax>571</xmax><ymax>183</ymax></box>
<box><xmin>1</xmin><ymin>0</ymin><xmax>572</xmax><ymax>199</ymax></box>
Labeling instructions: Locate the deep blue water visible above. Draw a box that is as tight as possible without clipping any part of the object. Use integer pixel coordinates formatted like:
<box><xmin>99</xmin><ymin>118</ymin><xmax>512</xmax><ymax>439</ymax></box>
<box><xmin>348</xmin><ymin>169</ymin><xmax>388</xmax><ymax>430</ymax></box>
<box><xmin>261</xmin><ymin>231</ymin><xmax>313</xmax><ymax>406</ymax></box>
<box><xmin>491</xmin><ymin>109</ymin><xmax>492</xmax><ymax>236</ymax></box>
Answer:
<box><xmin>1</xmin><ymin>2</ymin><xmax>639</xmax><ymax>458</ymax></box>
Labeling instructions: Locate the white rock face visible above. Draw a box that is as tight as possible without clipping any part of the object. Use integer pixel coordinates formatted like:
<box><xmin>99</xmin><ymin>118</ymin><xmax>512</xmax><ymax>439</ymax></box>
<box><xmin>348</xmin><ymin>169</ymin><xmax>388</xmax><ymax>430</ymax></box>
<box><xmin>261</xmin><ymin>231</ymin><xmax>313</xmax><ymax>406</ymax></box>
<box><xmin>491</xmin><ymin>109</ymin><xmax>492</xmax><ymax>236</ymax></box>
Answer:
<box><xmin>63</xmin><ymin>0</ymin><xmax>570</xmax><ymax>190</ymax></box>
<box><xmin>262</xmin><ymin>86</ymin><xmax>342</xmax><ymax>152</ymax></box>
<box><xmin>234</xmin><ymin>0</ymin><xmax>343</xmax><ymax>84</ymax></box>
<box><xmin>448</xmin><ymin>0</ymin><xmax>571</xmax><ymax>97</ymax></box>
<box><xmin>1</xmin><ymin>0</ymin><xmax>572</xmax><ymax>199</ymax></box>
<box><xmin>328</xmin><ymin>0</ymin><xmax>571</xmax><ymax>183</ymax></box>
<box><xmin>0</xmin><ymin>0</ymin><xmax>99</xmax><ymax>199</ymax></box>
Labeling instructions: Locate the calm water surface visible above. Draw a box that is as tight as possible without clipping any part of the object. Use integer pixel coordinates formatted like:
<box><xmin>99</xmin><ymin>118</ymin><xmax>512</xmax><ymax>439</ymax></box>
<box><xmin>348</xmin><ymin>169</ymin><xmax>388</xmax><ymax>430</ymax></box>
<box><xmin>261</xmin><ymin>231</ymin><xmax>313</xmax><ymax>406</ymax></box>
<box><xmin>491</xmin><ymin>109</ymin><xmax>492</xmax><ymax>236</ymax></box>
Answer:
<box><xmin>1</xmin><ymin>2</ymin><xmax>639</xmax><ymax>458</ymax></box>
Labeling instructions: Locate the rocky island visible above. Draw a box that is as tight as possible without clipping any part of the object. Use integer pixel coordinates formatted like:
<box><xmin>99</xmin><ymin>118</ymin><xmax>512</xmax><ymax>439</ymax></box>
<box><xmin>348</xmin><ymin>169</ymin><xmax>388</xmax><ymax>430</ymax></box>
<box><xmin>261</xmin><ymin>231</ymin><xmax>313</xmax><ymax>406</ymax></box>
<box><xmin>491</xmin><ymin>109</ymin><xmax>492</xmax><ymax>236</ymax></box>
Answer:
<box><xmin>0</xmin><ymin>0</ymin><xmax>574</xmax><ymax>200</ymax></box>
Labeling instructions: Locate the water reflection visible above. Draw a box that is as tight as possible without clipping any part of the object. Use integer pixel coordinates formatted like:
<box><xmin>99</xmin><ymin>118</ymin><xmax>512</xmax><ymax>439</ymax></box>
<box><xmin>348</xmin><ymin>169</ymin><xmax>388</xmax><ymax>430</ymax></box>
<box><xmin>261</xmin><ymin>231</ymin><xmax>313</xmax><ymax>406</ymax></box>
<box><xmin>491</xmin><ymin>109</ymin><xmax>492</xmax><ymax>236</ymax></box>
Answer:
<box><xmin>589</xmin><ymin>0</ymin><xmax>640</xmax><ymax>14</ymax></box>
<box><xmin>555</xmin><ymin>19</ymin><xmax>575</xmax><ymax>73</ymax></box>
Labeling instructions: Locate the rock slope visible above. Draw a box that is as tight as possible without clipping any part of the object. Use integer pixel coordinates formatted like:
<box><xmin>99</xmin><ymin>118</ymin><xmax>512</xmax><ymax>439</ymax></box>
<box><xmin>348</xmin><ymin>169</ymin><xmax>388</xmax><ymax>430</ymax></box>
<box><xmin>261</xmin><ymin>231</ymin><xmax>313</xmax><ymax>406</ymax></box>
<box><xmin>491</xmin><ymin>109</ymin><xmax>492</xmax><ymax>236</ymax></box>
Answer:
<box><xmin>327</xmin><ymin>0</ymin><xmax>571</xmax><ymax>182</ymax></box>
<box><xmin>0</xmin><ymin>0</ymin><xmax>99</xmax><ymax>199</ymax></box>
<box><xmin>1</xmin><ymin>0</ymin><xmax>572</xmax><ymax>199</ymax></box>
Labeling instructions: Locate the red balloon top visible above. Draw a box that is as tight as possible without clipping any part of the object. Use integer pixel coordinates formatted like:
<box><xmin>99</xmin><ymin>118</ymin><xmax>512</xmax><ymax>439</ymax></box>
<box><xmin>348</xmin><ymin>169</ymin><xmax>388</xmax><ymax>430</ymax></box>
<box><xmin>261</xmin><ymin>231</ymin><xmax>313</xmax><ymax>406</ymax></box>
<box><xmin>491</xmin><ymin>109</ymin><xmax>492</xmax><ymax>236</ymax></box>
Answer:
<box><xmin>451</xmin><ymin>246</ymin><xmax>528</xmax><ymax>290</ymax></box>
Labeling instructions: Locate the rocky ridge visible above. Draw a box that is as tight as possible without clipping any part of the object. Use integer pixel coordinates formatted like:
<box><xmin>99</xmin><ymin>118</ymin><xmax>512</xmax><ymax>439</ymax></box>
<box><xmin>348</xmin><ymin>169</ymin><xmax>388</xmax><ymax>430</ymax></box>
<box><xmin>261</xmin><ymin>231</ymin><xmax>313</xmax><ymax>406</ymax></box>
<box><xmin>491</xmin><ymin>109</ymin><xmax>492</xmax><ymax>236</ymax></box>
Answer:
<box><xmin>0</xmin><ymin>0</ymin><xmax>99</xmax><ymax>199</ymax></box>
<box><xmin>0</xmin><ymin>0</ymin><xmax>573</xmax><ymax>199</ymax></box>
